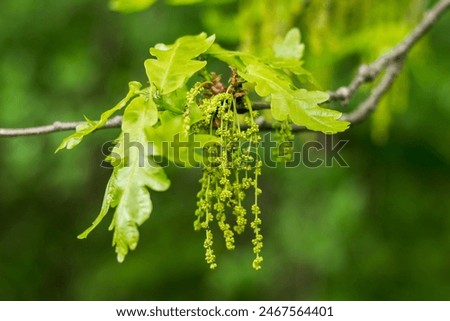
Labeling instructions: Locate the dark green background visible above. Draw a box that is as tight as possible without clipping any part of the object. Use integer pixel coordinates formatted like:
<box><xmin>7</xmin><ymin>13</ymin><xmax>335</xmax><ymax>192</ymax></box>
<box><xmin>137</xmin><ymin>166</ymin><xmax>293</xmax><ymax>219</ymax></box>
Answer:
<box><xmin>0</xmin><ymin>0</ymin><xmax>449</xmax><ymax>300</ymax></box>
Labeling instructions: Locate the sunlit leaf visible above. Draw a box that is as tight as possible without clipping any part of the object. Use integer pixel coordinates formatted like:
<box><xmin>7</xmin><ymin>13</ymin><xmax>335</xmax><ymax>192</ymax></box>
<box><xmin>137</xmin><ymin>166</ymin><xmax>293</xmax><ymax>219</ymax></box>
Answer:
<box><xmin>207</xmin><ymin>43</ymin><xmax>260</xmax><ymax>70</ymax></box>
<box><xmin>145</xmin><ymin>33</ymin><xmax>215</xmax><ymax>95</ymax></box>
<box><xmin>110</xmin><ymin>0</ymin><xmax>157</xmax><ymax>13</ymax></box>
<box><xmin>77</xmin><ymin>173</ymin><xmax>119</xmax><ymax>239</ymax></box>
<box><xmin>146</xmin><ymin>110</ymin><xmax>219</xmax><ymax>166</ymax></box>
<box><xmin>77</xmin><ymin>93</ymin><xmax>170</xmax><ymax>262</ymax></box>
<box><xmin>122</xmin><ymin>95</ymin><xmax>159</xmax><ymax>138</ymax></box>
<box><xmin>241</xmin><ymin>64</ymin><xmax>349</xmax><ymax>133</ymax></box>
<box><xmin>110</xmin><ymin>95</ymin><xmax>170</xmax><ymax>262</ymax></box>
<box><xmin>273</xmin><ymin>28</ymin><xmax>304</xmax><ymax>60</ymax></box>
<box><xmin>157</xmin><ymin>87</ymin><xmax>187</xmax><ymax>114</ymax></box>
<box><xmin>110</xmin><ymin>159</ymin><xmax>170</xmax><ymax>262</ymax></box>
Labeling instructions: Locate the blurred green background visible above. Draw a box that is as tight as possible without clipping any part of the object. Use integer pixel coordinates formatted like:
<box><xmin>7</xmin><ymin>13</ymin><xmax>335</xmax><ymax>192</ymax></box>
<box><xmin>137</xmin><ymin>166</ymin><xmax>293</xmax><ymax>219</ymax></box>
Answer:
<box><xmin>0</xmin><ymin>0</ymin><xmax>449</xmax><ymax>300</ymax></box>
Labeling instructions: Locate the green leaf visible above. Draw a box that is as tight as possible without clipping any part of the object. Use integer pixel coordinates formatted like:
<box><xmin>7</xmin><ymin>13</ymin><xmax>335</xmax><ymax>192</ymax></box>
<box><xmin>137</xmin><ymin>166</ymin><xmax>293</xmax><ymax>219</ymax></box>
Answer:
<box><xmin>110</xmin><ymin>159</ymin><xmax>170</xmax><ymax>263</ymax></box>
<box><xmin>122</xmin><ymin>95</ymin><xmax>159</xmax><ymax>138</ymax></box>
<box><xmin>144</xmin><ymin>33</ymin><xmax>215</xmax><ymax>95</ymax></box>
<box><xmin>188</xmin><ymin>101</ymin><xmax>204</xmax><ymax>125</ymax></box>
<box><xmin>77</xmin><ymin>173</ymin><xmax>119</xmax><ymax>240</ymax></box>
<box><xmin>110</xmin><ymin>94</ymin><xmax>159</xmax><ymax>165</ymax></box>
<box><xmin>146</xmin><ymin>111</ymin><xmax>219</xmax><ymax>166</ymax></box>
<box><xmin>208</xmin><ymin>41</ymin><xmax>348</xmax><ymax>133</ymax></box>
<box><xmin>241</xmin><ymin>64</ymin><xmax>349</xmax><ymax>134</ymax></box>
<box><xmin>263</xmin><ymin>28</ymin><xmax>323</xmax><ymax>88</ymax></box>
<box><xmin>242</xmin><ymin>63</ymin><xmax>293</xmax><ymax>97</ymax></box>
<box><xmin>272</xmin><ymin>28</ymin><xmax>304</xmax><ymax>60</ymax></box>
<box><xmin>207</xmin><ymin>43</ymin><xmax>260</xmax><ymax>70</ymax></box>
<box><xmin>210</xmin><ymin>30</ymin><xmax>306</xmax><ymax>76</ymax></box>
<box><xmin>145</xmin><ymin>111</ymin><xmax>184</xmax><ymax>151</ymax></box>
<box><xmin>110</xmin><ymin>0</ymin><xmax>157</xmax><ymax>13</ymax></box>
<box><xmin>112</xmin><ymin>95</ymin><xmax>170</xmax><ymax>262</ymax></box>
<box><xmin>157</xmin><ymin>87</ymin><xmax>187</xmax><ymax>114</ymax></box>
<box><xmin>77</xmin><ymin>93</ymin><xmax>170</xmax><ymax>262</ymax></box>
<box><xmin>55</xmin><ymin>81</ymin><xmax>142</xmax><ymax>152</ymax></box>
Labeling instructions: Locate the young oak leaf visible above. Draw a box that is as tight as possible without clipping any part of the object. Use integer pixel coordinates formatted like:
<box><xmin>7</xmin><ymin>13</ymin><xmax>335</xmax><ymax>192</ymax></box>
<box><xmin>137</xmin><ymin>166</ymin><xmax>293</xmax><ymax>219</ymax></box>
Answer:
<box><xmin>207</xmin><ymin>43</ymin><xmax>261</xmax><ymax>71</ymax></box>
<box><xmin>241</xmin><ymin>63</ymin><xmax>349</xmax><ymax>134</ymax></box>
<box><xmin>112</xmin><ymin>95</ymin><xmax>170</xmax><ymax>262</ymax></box>
<box><xmin>146</xmin><ymin>110</ymin><xmax>219</xmax><ymax>166</ymax></box>
<box><xmin>108</xmin><ymin>94</ymin><xmax>159</xmax><ymax>165</ymax></box>
<box><xmin>266</xmin><ymin>28</ymin><xmax>321</xmax><ymax>87</ymax></box>
<box><xmin>78</xmin><ymin>94</ymin><xmax>170</xmax><ymax>262</ymax></box>
<box><xmin>122</xmin><ymin>95</ymin><xmax>159</xmax><ymax>139</ymax></box>
<box><xmin>273</xmin><ymin>90</ymin><xmax>349</xmax><ymax>133</ymax></box>
<box><xmin>55</xmin><ymin>81</ymin><xmax>142</xmax><ymax>152</ymax></box>
<box><xmin>110</xmin><ymin>159</ymin><xmax>170</xmax><ymax>262</ymax></box>
<box><xmin>145</xmin><ymin>33</ymin><xmax>215</xmax><ymax>95</ymax></box>
<box><xmin>79</xmin><ymin>156</ymin><xmax>170</xmax><ymax>263</ymax></box>
<box><xmin>77</xmin><ymin>173</ymin><xmax>119</xmax><ymax>240</ymax></box>
<box><xmin>272</xmin><ymin>28</ymin><xmax>305</xmax><ymax>61</ymax></box>
<box><xmin>110</xmin><ymin>96</ymin><xmax>170</xmax><ymax>262</ymax></box>
<box><xmin>207</xmin><ymin>45</ymin><xmax>345</xmax><ymax>132</ymax></box>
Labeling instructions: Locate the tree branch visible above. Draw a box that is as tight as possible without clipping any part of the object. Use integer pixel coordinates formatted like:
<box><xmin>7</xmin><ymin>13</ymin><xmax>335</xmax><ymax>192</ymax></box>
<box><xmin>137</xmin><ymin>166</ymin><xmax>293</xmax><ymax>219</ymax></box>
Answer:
<box><xmin>334</xmin><ymin>0</ymin><xmax>450</xmax><ymax>122</ymax></box>
<box><xmin>340</xmin><ymin>60</ymin><xmax>404</xmax><ymax>123</ymax></box>
<box><xmin>0</xmin><ymin>116</ymin><xmax>123</xmax><ymax>137</ymax></box>
<box><xmin>0</xmin><ymin>0</ymin><xmax>449</xmax><ymax>138</ymax></box>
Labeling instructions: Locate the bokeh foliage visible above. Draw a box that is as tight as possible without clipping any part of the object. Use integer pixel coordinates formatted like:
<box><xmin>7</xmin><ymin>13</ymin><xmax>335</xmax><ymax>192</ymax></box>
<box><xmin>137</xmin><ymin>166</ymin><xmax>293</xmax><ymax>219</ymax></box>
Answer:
<box><xmin>0</xmin><ymin>0</ymin><xmax>449</xmax><ymax>300</ymax></box>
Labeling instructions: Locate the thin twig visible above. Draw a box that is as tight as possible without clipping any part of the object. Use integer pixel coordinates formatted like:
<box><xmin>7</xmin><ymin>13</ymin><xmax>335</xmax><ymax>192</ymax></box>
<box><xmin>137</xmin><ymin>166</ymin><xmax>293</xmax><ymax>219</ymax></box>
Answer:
<box><xmin>0</xmin><ymin>116</ymin><xmax>122</xmax><ymax>137</ymax></box>
<box><xmin>340</xmin><ymin>60</ymin><xmax>404</xmax><ymax>123</ymax></box>
<box><xmin>332</xmin><ymin>0</ymin><xmax>450</xmax><ymax>121</ymax></box>
<box><xmin>248</xmin><ymin>0</ymin><xmax>450</xmax><ymax>122</ymax></box>
<box><xmin>0</xmin><ymin>0</ymin><xmax>449</xmax><ymax>138</ymax></box>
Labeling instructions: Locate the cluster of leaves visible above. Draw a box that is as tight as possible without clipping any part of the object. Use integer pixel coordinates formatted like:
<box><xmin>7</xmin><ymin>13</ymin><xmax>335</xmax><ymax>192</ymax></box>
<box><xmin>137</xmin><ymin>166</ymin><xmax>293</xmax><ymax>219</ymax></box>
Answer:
<box><xmin>56</xmin><ymin>29</ymin><xmax>348</xmax><ymax>268</ymax></box>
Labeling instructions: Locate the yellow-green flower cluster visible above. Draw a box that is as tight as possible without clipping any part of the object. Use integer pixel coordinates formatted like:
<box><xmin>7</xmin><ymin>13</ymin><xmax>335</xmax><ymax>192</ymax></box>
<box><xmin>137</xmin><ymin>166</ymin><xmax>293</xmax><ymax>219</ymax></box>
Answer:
<box><xmin>273</xmin><ymin>119</ymin><xmax>295</xmax><ymax>162</ymax></box>
<box><xmin>193</xmin><ymin>76</ymin><xmax>264</xmax><ymax>270</ymax></box>
<box><xmin>184</xmin><ymin>82</ymin><xmax>204</xmax><ymax>133</ymax></box>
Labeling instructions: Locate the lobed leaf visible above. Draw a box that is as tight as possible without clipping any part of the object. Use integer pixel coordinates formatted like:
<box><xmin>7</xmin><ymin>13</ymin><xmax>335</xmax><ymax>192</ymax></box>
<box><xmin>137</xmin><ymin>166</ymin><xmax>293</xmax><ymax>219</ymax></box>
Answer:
<box><xmin>112</xmin><ymin>96</ymin><xmax>170</xmax><ymax>262</ymax></box>
<box><xmin>272</xmin><ymin>28</ymin><xmax>305</xmax><ymax>60</ymax></box>
<box><xmin>267</xmin><ymin>28</ymin><xmax>321</xmax><ymax>87</ymax></box>
<box><xmin>157</xmin><ymin>87</ymin><xmax>187</xmax><ymax>114</ymax></box>
<box><xmin>241</xmin><ymin>64</ymin><xmax>349</xmax><ymax>133</ymax></box>
<box><xmin>145</xmin><ymin>33</ymin><xmax>215</xmax><ymax>95</ymax></box>
<box><xmin>77</xmin><ymin>92</ymin><xmax>170</xmax><ymax>262</ymax></box>
<box><xmin>110</xmin><ymin>159</ymin><xmax>170</xmax><ymax>262</ymax></box>
<box><xmin>122</xmin><ymin>95</ymin><xmax>159</xmax><ymax>138</ymax></box>
<box><xmin>77</xmin><ymin>173</ymin><xmax>119</xmax><ymax>240</ymax></box>
<box><xmin>207</xmin><ymin>43</ymin><xmax>260</xmax><ymax>70</ymax></box>
<box><xmin>146</xmin><ymin>110</ymin><xmax>219</xmax><ymax>166</ymax></box>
